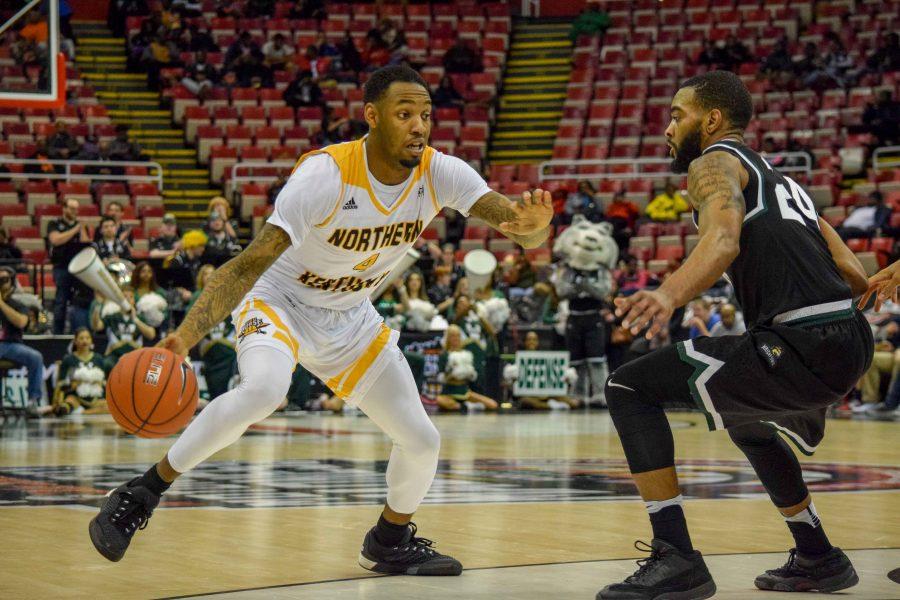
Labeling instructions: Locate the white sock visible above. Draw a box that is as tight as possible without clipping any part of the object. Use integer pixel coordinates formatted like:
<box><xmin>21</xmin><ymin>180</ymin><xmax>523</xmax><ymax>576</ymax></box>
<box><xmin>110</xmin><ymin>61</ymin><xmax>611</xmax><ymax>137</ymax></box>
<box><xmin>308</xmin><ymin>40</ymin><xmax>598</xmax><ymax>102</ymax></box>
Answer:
<box><xmin>784</xmin><ymin>501</ymin><xmax>822</xmax><ymax>528</ymax></box>
<box><xmin>645</xmin><ymin>494</ymin><xmax>684</xmax><ymax>514</ymax></box>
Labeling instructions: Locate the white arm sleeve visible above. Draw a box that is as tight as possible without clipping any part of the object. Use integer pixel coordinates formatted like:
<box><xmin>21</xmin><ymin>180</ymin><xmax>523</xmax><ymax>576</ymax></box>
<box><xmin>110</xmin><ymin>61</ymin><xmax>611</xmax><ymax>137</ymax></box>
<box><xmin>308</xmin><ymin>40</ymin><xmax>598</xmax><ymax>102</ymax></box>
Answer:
<box><xmin>266</xmin><ymin>154</ymin><xmax>341</xmax><ymax>247</ymax></box>
<box><xmin>429</xmin><ymin>150</ymin><xmax>492</xmax><ymax>217</ymax></box>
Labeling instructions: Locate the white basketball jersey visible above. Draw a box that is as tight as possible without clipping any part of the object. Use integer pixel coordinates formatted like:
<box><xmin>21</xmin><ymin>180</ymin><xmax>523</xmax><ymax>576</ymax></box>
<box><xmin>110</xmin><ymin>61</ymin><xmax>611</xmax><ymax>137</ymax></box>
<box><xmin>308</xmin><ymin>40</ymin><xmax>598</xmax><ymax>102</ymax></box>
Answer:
<box><xmin>260</xmin><ymin>137</ymin><xmax>491</xmax><ymax>311</ymax></box>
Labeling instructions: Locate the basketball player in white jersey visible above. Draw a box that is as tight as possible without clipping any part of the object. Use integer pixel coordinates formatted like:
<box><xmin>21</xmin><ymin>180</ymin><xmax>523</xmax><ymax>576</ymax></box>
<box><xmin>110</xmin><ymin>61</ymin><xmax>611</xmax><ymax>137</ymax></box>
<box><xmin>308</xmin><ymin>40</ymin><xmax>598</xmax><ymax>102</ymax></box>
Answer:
<box><xmin>89</xmin><ymin>65</ymin><xmax>553</xmax><ymax>575</ymax></box>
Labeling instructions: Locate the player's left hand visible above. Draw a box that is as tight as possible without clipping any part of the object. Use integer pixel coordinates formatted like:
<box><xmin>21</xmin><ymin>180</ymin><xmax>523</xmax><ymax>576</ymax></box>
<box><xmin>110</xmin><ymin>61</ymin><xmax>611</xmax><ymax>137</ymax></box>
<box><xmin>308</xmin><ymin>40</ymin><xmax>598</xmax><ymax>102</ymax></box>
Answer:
<box><xmin>499</xmin><ymin>188</ymin><xmax>553</xmax><ymax>236</ymax></box>
<box><xmin>614</xmin><ymin>289</ymin><xmax>675</xmax><ymax>340</ymax></box>
<box><xmin>858</xmin><ymin>260</ymin><xmax>900</xmax><ymax>312</ymax></box>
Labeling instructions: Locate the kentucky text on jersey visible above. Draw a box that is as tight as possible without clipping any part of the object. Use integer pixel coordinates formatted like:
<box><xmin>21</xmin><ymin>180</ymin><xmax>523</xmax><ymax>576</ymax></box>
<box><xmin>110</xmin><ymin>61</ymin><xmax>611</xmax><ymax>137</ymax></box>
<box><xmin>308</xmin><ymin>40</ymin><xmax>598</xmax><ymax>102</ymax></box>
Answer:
<box><xmin>326</xmin><ymin>220</ymin><xmax>424</xmax><ymax>253</ymax></box>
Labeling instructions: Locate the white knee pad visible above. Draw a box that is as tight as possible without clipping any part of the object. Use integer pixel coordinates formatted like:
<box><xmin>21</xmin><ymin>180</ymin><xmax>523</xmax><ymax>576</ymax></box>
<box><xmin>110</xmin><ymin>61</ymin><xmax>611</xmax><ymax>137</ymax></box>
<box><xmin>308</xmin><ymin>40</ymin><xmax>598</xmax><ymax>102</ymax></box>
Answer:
<box><xmin>232</xmin><ymin>365</ymin><xmax>292</xmax><ymax>423</ymax></box>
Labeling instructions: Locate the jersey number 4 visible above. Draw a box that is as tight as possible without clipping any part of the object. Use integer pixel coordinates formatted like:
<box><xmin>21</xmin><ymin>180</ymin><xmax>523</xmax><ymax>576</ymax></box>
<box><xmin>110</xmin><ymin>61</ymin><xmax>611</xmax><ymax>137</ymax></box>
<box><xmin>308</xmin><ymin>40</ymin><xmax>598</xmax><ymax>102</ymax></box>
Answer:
<box><xmin>353</xmin><ymin>253</ymin><xmax>380</xmax><ymax>271</ymax></box>
<box><xmin>775</xmin><ymin>176</ymin><xmax>818</xmax><ymax>228</ymax></box>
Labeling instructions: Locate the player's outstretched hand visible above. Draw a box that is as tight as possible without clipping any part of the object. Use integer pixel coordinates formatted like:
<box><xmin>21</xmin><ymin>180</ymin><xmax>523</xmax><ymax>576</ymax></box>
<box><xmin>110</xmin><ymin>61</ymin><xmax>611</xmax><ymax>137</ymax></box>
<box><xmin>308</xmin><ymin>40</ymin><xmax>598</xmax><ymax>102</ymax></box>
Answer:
<box><xmin>156</xmin><ymin>331</ymin><xmax>189</xmax><ymax>359</ymax></box>
<box><xmin>858</xmin><ymin>260</ymin><xmax>900</xmax><ymax>312</ymax></box>
<box><xmin>614</xmin><ymin>290</ymin><xmax>675</xmax><ymax>340</ymax></box>
<box><xmin>499</xmin><ymin>188</ymin><xmax>553</xmax><ymax>236</ymax></box>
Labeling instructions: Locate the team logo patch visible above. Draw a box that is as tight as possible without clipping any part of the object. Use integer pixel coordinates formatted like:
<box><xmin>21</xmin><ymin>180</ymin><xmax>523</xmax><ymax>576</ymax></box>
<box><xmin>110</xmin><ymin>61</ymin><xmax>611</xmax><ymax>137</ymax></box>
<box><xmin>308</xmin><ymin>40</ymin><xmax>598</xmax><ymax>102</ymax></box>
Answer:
<box><xmin>238</xmin><ymin>317</ymin><xmax>270</xmax><ymax>341</ymax></box>
<box><xmin>342</xmin><ymin>197</ymin><xmax>358</xmax><ymax>210</ymax></box>
<box><xmin>2</xmin><ymin>458</ymin><xmax>898</xmax><ymax>509</ymax></box>
<box><xmin>759</xmin><ymin>344</ymin><xmax>784</xmax><ymax>368</ymax></box>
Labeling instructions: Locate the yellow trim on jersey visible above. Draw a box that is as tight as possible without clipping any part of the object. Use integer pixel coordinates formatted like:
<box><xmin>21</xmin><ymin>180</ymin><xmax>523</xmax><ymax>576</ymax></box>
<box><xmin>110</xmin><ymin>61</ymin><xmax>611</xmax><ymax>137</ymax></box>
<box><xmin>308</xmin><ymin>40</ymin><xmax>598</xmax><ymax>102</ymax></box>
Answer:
<box><xmin>423</xmin><ymin>149</ymin><xmax>441</xmax><ymax>214</ymax></box>
<box><xmin>252</xmin><ymin>298</ymin><xmax>300</xmax><ymax>361</ymax></box>
<box><xmin>235</xmin><ymin>298</ymin><xmax>253</xmax><ymax>333</ymax></box>
<box><xmin>326</xmin><ymin>323</ymin><xmax>391</xmax><ymax>398</ymax></box>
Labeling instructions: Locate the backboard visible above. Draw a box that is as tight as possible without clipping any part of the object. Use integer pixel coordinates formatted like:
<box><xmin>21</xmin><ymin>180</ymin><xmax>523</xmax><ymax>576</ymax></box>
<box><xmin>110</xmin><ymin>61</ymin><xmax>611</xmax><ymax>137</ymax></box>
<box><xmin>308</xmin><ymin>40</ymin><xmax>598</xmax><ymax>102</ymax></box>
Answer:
<box><xmin>0</xmin><ymin>0</ymin><xmax>66</xmax><ymax>109</ymax></box>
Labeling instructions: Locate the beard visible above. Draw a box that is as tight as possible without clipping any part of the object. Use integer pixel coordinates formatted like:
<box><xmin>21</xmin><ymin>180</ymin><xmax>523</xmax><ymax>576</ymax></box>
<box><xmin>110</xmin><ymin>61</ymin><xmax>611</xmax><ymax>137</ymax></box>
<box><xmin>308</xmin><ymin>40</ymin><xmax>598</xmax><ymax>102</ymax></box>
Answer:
<box><xmin>399</xmin><ymin>157</ymin><xmax>421</xmax><ymax>168</ymax></box>
<box><xmin>670</xmin><ymin>127</ymin><xmax>703</xmax><ymax>174</ymax></box>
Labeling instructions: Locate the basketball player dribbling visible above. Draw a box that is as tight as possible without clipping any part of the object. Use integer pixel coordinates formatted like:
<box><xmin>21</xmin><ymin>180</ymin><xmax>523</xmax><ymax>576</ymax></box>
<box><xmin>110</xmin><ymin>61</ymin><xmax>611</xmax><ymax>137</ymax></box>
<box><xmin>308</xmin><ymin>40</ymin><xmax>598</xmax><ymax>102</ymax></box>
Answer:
<box><xmin>596</xmin><ymin>71</ymin><xmax>873</xmax><ymax>599</ymax></box>
<box><xmin>89</xmin><ymin>65</ymin><xmax>553</xmax><ymax>575</ymax></box>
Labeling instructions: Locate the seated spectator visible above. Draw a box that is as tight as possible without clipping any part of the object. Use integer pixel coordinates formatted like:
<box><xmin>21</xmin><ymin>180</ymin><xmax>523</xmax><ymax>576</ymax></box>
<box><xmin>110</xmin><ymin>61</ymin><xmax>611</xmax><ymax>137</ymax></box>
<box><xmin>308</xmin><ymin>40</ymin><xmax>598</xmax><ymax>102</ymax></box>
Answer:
<box><xmin>262</xmin><ymin>33</ymin><xmax>295</xmax><ymax>72</ymax></box>
<box><xmin>709</xmin><ymin>303</ymin><xmax>746</xmax><ymax>337</ymax></box>
<box><xmin>565</xmin><ymin>180</ymin><xmax>603</xmax><ymax>223</ymax></box>
<box><xmin>0</xmin><ymin>266</ymin><xmax>43</xmax><ymax>417</ymax></box>
<box><xmin>0</xmin><ymin>227</ymin><xmax>23</xmax><ymax>271</ymax></box>
<box><xmin>761</xmin><ymin>37</ymin><xmax>794</xmax><ymax>76</ymax></box>
<box><xmin>203</xmin><ymin>213</ymin><xmax>242</xmax><ymax>265</ymax></box>
<box><xmin>866</xmin><ymin>32</ymin><xmax>900</xmax><ymax>74</ymax></box>
<box><xmin>722</xmin><ymin>35</ymin><xmax>751</xmax><ymax>71</ymax></box>
<box><xmin>91</xmin><ymin>285</ymin><xmax>156</xmax><ymax>367</ymax></box>
<box><xmin>95</xmin><ymin>200</ymin><xmax>134</xmax><ymax>243</ymax></box>
<box><xmin>76</xmin><ymin>135</ymin><xmax>102</xmax><ymax>161</ymax></box>
<box><xmin>50</xmin><ymin>327</ymin><xmax>110</xmax><ymax>416</ymax></box>
<box><xmin>802</xmin><ymin>37</ymin><xmax>855</xmax><ymax>89</ymax></box>
<box><xmin>436</xmin><ymin>324</ymin><xmax>498</xmax><ymax>412</ymax></box>
<box><xmin>165</xmin><ymin>229</ymin><xmax>207</xmax><ymax>286</ymax></box>
<box><xmin>288</xmin><ymin>0</ymin><xmax>326</xmax><ymax>20</ymax></box>
<box><xmin>686</xmin><ymin>297</ymin><xmax>720</xmax><ymax>338</ymax></box>
<box><xmin>149</xmin><ymin>213</ymin><xmax>182</xmax><ymax>259</ymax></box>
<box><xmin>438</xmin><ymin>242</ymin><xmax>465</xmax><ymax>285</ymax></box>
<box><xmin>104</xmin><ymin>125</ymin><xmax>145</xmax><ymax>161</ymax></box>
<box><xmin>604</xmin><ymin>189</ymin><xmax>640</xmax><ymax>248</ymax></box>
<box><xmin>645</xmin><ymin>179</ymin><xmax>689</xmax><ymax>222</ymax></box>
<box><xmin>127</xmin><ymin>20</ymin><xmax>156</xmax><ymax>71</ymax></box>
<box><xmin>443</xmin><ymin>39</ymin><xmax>482</xmax><ymax>74</ymax></box>
<box><xmin>314</xmin><ymin>107</ymin><xmax>367</xmax><ymax>145</ymax></box>
<box><xmin>205</xmin><ymin>196</ymin><xmax>239</xmax><ymax>239</ymax></box>
<box><xmin>432</xmin><ymin>75</ymin><xmax>465</xmax><ymax>110</ymax></box>
<box><xmin>697</xmin><ymin>39</ymin><xmax>728</xmax><ymax>70</ymax></box>
<box><xmin>838</xmin><ymin>191</ymin><xmax>891</xmax><ymax>239</ymax></box>
<box><xmin>504</xmin><ymin>252</ymin><xmax>536</xmax><ymax>297</ymax></box>
<box><xmin>315</xmin><ymin>32</ymin><xmax>339</xmax><ymax>57</ymax></box>
<box><xmin>337</xmin><ymin>32</ymin><xmax>364</xmax><ymax>74</ymax></box>
<box><xmin>94</xmin><ymin>216</ymin><xmax>132</xmax><ymax>263</ymax></box>
<box><xmin>45</xmin><ymin>121</ymin><xmax>80</xmax><ymax>159</ymax></box>
<box><xmin>267</xmin><ymin>174</ymin><xmax>288</xmax><ymax>206</ymax></box>
<box><xmin>186</xmin><ymin>23</ymin><xmax>217</xmax><ymax>52</ymax></box>
<box><xmin>863</xmin><ymin>90</ymin><xmax>900</xmax><ymax>149</ymax></box>
<box><xmin>283</xmin><ymin>69</ymin><xmax>324</xmax><ymax>109</ymax></box>
<box><xmin>569</xmin><ymin>2</ymin><xmax>609</xmax><ymax>41</ymax></box>
<box><xmin>516</xmin><ymin>331</ymin><xmax>579</xmax><ymax>410</ymax></box>
<box><xmin>362</xmin><ymin>36</ymin><xmax>391</xmax><ymax>70</ymax></box>
<box><xmin>428</xmin><ymin>266</ymin><xmax>455</xmax><ymax>314</ymax></box>
<box><xmin>792</xmin><ymin>42</ymin><xmax>822</xmax><ymax>82</ymax></box>
<box><xmin>225</xmin><ymin>31</ymin><xmax>270</xmax><ymax>87</ymax></box>
<box><xmin>144</xmin><ymin>34</ymin><xmax>180</xmax><ymax>90</ymax></box>
<box><xmin>19</xmin><ymin>12</ymin><xmax>48</xmax><ymax>47</ymax></box>
<box><xmin>181</xmin><ymin>50</ymin><xmax>218</xmax><ymax>98</ymax></box>
<box><xmin>615</xmin><ymin>255</ymin><xmax>653</xmax><ymax>295</ymax></box>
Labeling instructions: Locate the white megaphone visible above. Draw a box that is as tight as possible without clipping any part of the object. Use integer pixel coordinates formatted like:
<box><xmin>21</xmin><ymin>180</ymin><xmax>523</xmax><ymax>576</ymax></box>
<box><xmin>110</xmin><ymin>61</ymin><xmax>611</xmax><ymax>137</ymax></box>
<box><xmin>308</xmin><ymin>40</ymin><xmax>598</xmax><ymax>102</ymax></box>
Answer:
<box><xmin>463</xmin><ymin>249</ymin><xmax>497</xmax><ymax>293</ymax></box>
<box><xmin>369</xmin><ymin>247</ymin><xmax>421</xmax><ymax>300</ymax></box>
<box><xmin>68</xmin><ymin>247</ymin><xmax>131</xmax><ymax>312</ymax></box>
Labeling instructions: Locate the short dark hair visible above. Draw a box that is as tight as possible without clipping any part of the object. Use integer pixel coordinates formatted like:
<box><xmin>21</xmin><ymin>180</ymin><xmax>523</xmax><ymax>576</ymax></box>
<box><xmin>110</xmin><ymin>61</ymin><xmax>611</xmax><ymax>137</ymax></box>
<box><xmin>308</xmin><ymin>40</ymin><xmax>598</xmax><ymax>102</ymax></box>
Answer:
<box><xmin>107</xmin><ymin>200</ymin><xmax>123</xmax><ymax>210</ymax></box>
<box><xmin>100</xmin><ymin>216</ymin><xmax>117</xmax><ymax>228</ymax></box>
<box><xmin>679</xmin><ymin>70</ymin><xmax>754</xmax><ymax>131</ymax></box>
<box><xmin>363</xmin><ymin>65</ymin><xmax>429</xmax><ymax>104</ymax></box>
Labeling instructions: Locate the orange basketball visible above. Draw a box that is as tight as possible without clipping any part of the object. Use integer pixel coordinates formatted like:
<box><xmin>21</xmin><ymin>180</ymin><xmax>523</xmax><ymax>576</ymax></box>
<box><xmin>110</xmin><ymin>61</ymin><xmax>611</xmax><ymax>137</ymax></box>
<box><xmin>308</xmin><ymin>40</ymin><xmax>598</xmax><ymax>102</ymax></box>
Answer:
<box><xmin>106</xmin><ymin>347</ymin><xmax>199</xmax><ymax>439</ymax></box>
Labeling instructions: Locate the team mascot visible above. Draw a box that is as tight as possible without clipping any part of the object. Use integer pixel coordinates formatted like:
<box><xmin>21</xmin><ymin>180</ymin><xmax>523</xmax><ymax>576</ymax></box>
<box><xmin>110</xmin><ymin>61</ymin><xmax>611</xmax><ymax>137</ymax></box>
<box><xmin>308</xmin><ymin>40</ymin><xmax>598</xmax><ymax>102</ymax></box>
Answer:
<box><xmin>550</xmin><ymin>215</ymin><xmax>618</xmax><ymax>405</ymax></box>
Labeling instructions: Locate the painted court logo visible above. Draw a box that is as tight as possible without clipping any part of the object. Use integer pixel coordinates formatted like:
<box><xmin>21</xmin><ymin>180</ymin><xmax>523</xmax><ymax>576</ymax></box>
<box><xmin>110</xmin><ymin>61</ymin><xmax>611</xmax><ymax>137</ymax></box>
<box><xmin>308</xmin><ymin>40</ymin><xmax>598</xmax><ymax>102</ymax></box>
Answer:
<box><xmin>1</xmin><ymin>458</ymin><xmax>898</xmax><ymax>510</ymax></box>
<box><xmin>238</xmin><ymin>317</ymin><xmax>270</xmax><ymax>341</ymax></box>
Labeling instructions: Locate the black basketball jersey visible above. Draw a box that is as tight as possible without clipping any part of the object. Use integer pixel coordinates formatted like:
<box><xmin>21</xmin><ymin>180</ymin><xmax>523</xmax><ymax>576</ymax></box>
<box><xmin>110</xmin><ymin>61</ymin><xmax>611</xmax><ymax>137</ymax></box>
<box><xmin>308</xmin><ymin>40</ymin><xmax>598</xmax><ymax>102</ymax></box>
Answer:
<box><xmin>694</xmin><ymin>140</ymin><xmax>852</xmax><ymax>329</ymax></box>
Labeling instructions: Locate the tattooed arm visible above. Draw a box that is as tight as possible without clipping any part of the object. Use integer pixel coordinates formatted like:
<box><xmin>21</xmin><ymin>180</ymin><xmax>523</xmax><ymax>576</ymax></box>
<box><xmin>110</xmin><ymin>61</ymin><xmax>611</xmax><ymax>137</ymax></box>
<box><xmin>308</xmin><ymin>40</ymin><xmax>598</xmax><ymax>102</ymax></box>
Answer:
<box><xmin>469</xmin><ymin>190</ymin><xmax>553</xmax><ymax>249</ymax></box>
<box><xmin>657</xmin><ymin>151</ymin><xmax>746</xmax><ymax>307</ymax></box>
<box><xmin>614</xmin><ymin>151</ymin><xmax>746</xmax><ymax>338</ymax></box>
<box><xmin>159</xmin><ymin>223</ymin><xmax>292</xmax><ymax>355</ymax></box>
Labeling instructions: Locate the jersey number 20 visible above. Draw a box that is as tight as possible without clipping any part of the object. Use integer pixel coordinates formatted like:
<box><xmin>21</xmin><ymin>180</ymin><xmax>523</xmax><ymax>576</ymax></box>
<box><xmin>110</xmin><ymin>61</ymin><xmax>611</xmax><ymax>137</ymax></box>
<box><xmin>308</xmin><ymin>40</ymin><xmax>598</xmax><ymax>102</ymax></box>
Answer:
<box><xmin>775</xmin><ymin>176</ymin><xmax>818</xmax><ymax>228</ymax></box>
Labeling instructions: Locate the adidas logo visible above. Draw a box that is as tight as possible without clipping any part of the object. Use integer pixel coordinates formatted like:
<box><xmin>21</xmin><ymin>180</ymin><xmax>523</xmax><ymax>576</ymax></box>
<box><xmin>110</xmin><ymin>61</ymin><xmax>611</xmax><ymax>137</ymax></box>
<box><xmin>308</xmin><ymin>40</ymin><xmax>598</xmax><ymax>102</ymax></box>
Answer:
<box><xmin>342</xmin><ymin>197</ymin><xmax>358</xmax><ymax>210</ymax></box>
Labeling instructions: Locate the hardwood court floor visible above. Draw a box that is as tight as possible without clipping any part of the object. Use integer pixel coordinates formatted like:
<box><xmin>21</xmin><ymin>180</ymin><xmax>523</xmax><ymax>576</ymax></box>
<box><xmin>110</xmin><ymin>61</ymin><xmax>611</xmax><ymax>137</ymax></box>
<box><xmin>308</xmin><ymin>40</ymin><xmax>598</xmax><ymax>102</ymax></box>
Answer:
<box><xmin>0</xmin><ymin>410</ymin><xmax>898</xmax><ymax>599</ymax></box>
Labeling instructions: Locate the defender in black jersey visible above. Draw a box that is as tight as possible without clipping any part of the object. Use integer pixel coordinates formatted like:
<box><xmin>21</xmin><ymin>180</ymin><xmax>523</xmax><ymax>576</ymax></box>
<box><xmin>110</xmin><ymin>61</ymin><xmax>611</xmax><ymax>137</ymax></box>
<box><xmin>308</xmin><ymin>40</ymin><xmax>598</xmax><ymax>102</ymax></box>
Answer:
<box><xmin>596</xmin><ymin>72</ymin><xmax>871</xmax><ymax>600</ymax></box>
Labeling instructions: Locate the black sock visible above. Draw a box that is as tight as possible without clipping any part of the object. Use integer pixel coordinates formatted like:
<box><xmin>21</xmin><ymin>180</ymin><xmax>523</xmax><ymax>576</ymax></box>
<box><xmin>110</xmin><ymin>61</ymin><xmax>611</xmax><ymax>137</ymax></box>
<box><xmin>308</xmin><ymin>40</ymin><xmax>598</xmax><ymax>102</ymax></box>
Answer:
<box><xmin>374</xmin><ymin>515</ymin><xmax>409</xmax><ymax>547</ymax></box>
<box><xmin>785</xmin><ymin>504</ymin><xmax>832</xmax><ymax>556</ymax></box>
<box><xmin>135</xmin><ymin>464</ymin><xmax>171</xmax><ymax>496</ymax></box>
<box><xmin>648</xmin><ymin>501</ymin><xmax>694</xmax><ymax>553</ymax></box>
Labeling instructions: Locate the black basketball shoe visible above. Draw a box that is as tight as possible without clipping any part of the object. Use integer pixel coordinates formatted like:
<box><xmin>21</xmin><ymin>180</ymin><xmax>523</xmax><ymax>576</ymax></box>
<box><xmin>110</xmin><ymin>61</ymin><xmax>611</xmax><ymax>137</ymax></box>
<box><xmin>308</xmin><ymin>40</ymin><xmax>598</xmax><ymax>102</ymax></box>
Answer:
<box><xmin>89</xmin><ymin>477</ymin><xmax>160</xmax><ymax>562</ymax></box>
<box><xmin>754</xmin><ymin>547</ymin><xmax>858</xmax><ymax>592</ymax></box>
<box><xmin>597</xmin><ymin>540</ymin><xmax>716</xmax><ymax>600</ymax></box>
<box><xmin>358</xmin><ymin>522</ymin><xmax>463</xmax><ymax>576</ymax></box>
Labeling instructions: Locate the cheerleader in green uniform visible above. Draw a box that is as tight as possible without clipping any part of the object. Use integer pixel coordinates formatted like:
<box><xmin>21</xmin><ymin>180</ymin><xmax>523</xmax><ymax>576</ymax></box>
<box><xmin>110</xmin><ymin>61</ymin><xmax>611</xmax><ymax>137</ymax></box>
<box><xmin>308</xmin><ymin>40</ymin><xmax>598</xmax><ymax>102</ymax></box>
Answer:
<box><xmin>190</xmin><ymin>264</ymin><xmax>237</xmax><ymax>400</ymax></box>
<box><xmin>436</xmin><ymin>324</ymin><xmax>498</xmax><ymax>412</ymax></box>
<box><xmin>53</xmin><ymin>328</ymin><xmax>111</xmax><ymax>416</ymax></box>
<box><xmin>91</xmin><ymin>286</ymin><xmax>156</xmax><ymax>369</ymax></box>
